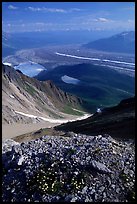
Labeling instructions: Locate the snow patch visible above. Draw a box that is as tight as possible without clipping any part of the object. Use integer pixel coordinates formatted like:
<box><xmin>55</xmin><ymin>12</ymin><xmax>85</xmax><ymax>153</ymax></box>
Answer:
<box><xmin>101</xmin><ymin>64</ymin><xmax>135</xmax><ymax>72</ymax></box>
<box><xmin>36</xmin><ymin>68</ymin><xmax>44</xmax><ymax>72</ymax></box>
<box><xmin>18</xmin><ymin>156</ymin><xmax>24</xmax><ymax>166</ymax></box>
<box><xmin>102</xmin><ymin>59</ymin><xmax>135</xmax><ymax>66</ymax></box>
<box><xmin>61</xmin><ymin>75</ymin><xmax>80</xmax><ymax>85</ymax></box>
<box><xmin>15</xmin><ymin>111</ymin><xmax>91</xmax><ymax>124</ymax></box>
<box><xmin>55</xmin><ymin>52</ymin><xmax>100</xmax><ymax>61</ymax></box>
<box><xmin>9</xmin><ymin>95</ymin><xmax>15</xmax><ymax>99</ymax></box>
<box><xmin>3</xmin><ymin>62</ymin><xmax>12</xmax><ymax>66</ymax></box>
<box><xmin>55</xmin><ymin>52</ymin><xmax>135</xmax><ymax>66</ymax></box>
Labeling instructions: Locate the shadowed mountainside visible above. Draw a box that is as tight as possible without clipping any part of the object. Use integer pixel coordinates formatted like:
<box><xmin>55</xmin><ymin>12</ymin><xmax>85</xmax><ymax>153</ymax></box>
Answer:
<box><xmin>35</xmin><ymin>62</ymin><xmax>135</xmax><ymax>112</ymax></box>
<box><xmin>55</xmin><ymin>97</ymin><xmax>135</xmax><ymax>139</ymax></box>
<box><xmin>83</xmin><ymin>31</ymin><xmax>135</xmax><ymax>54</ymax></box>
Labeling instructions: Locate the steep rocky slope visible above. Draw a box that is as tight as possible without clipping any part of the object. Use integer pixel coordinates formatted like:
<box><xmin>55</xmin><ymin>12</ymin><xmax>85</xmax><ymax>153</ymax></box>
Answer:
<box><xmin>55</xmin><ymin>97</ymin><xmax>135</xmax><ymax>139</ymax></box>
<box><xmin>2</xmin><ymin>64</ymin><xmax>84</xmax><ymax>124</ymax></box>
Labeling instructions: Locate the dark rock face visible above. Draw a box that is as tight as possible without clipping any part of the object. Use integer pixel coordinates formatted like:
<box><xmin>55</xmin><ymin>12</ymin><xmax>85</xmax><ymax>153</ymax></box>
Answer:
<box><xmin>56</xmin><ymin>97</ymin><xmax>135</xmax><ymax>139</ymax></box>
<box><xmin>2</xmin><ymin>134</ymin><xmax>135</xmax><ymax>202</ymax></box>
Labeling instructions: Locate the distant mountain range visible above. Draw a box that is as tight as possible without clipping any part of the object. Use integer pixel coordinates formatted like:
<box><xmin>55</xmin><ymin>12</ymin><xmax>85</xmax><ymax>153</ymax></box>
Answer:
<box><xmin>56</xmin><ymin>97</ymin><xmax>135</xmax><ymax>139</ymax></box>
<box><xmin>2</xmin><ymin>32</ymin><xmax>17</xmax><ymax>57</ymax></box>
<box><xmin>2</xmin><ymin>64</ymin><xmax>84</xmax><ymax>124</ymax></box>
<box><xmin>3</xmin><ymin>30</ymin><xmax>110</xmax><ymax>57</ymax></box>
<box><xmin>83</xmin><ymin>31</ymin><xmax>135</xmax><ymax>54</ymax></box>
<box><xmin>35</xmin><ymin>63</ymin><xmax>135</xmax><ymax>112</ymax></box>
<box><xmin>3</xmin><ymin>30</ymin><xmax>135</xmax><ymax>58</ymax></box>
<box><xmin>2</xmin><ymin>31</ymin><xmax>45</xmax><ymax>57</ymax></box>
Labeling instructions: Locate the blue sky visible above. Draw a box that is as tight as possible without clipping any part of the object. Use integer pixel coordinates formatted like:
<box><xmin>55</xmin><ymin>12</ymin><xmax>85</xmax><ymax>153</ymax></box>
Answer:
<box><xmin>2</xmin><ymin>2</ymin><xmax>135</xmax><ymax>33</ymax></box>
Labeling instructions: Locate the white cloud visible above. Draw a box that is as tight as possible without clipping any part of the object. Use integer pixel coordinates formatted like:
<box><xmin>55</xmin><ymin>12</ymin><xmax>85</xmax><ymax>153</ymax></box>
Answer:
<box><xmin>128</xmin><ymin>19</ymin><xmax>134</xmax><ymax>23</ymax></box>
<box><xmin>21</xmin><ymin>24</ymin><xmax>25</xmax><ymax>27</ymax></box>
<box><xmin>35</xmin><ymin>22</ymin><xmax>45</xmax><ymax>26</ymax></box>
<box><xmin>123</xmin><ymin>6</ymin><xmax>135</xmax><ymax>11</ymax></box>
<box><xmin>127</xmin><ymin>19</ymin><xmax>135</xmax><ymax>27</ymax></box>
<box><xmin>49</xmin><ymin>8</ymin><xmax>67</xmax><ymax>13</ymax></box>
<box><xmin>27</xmin><ymin>7</ymin><xmax>81</xmax><ymax>13</ymax></box>
<box><xmin>8</xmin><ymin>5</ymin><xmax>18</xmax><ymax>10</ymax></box>
<box><xmin>94</xmin><ymin>17</ymin><xmax>110</xmax><ymax>22</ymax></box>
<box><xmin>28</xmin><ymin>7</ymin><xmax>66</xmax><ymax>13</ymax></box>
<box><xmin>28</xmin><ymin>7</ymin><xmax>40</xmax><ymax>11</ymax></box>
<box><xmin>70</xmin><ymin>8</ymin><xmax>82</xmax><ymax>12</ymax></box>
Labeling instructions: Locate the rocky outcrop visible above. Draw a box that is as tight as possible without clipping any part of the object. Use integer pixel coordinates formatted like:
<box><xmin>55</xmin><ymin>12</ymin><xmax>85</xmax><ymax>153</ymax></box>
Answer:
<box><xmin>2</xmin><ymin>133</ymin><xmax>135</xmax><ymax>202</ymax></box>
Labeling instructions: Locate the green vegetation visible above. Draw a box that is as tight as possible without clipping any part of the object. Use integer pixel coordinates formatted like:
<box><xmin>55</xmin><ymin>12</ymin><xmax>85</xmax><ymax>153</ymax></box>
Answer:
<box><xmin>2</xmin><ymin>167</ymin><xmax>7</xmax><ymax>176</ymax></box>
<box><xmin>94</xmin><ymin>147</ymin><xmax>101</xmax><ymax>154</ymax></box>
<box><xmin>66</xmin><ymin>148</ymin><xmax>76</xmax><ymax>156</ymax></box>
<box><xmin>25</xmin><ymin>83</ymin><xmax>37</xmax><ymax>95</ymax></box>
<box><xmin>126</xmin><ymin>189</ymin><xmax>135</xmax><ymax>201</ymax></box>
<box><xmin>63</xmin><ymin>105</ymin><xmax>84</xmax><ymax>116</ymax></box>
<box><xmin>26</xmin><ymin>161</ymin><xmax>86</xmax><ymax>196</ymax></box>
<box><xmin>119</xmin><ymin>172</ymin><xmax>129</xmax><ymax>182</ymax></box>
<box><xmin>119</xmin><ymin>170</ymin><xmax>135</xmax><ymax>201</ymax></box>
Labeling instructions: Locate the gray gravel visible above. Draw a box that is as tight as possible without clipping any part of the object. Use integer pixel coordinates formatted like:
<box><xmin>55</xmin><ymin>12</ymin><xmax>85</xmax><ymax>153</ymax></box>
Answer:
<box><xmin>2</xmin><ymin>133</ymin><xmax>135</xmax><ymax>202</ymax></box>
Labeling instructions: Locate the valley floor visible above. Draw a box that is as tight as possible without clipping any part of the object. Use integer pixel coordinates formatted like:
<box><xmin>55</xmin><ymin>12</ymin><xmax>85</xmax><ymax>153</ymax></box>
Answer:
<box><xmin>2</xmin><ymin>122</ymin><xmax>58</xmax><ymax>141</ymax></box>
<box><xmin>2</xmin><ymin>113</ymin><xmax>91</xmax><ymax>141</ymax></box>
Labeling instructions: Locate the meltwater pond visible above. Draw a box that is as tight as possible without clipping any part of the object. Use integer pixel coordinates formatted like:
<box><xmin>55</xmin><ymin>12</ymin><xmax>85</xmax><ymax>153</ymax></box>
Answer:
<box><xmin>14</xmin><ymin>62</ymin><xmax>46</xmax><ymax>77</ymax></box>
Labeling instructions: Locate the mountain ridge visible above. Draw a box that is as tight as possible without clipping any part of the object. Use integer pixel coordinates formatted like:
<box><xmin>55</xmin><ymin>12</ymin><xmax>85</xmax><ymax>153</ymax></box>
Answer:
<box><xmin>83</xmin><ymin>31</ymin><xmax>135</xmax><ymax>54</ymax></box>
<box><xmin>2</xmin><ymin>64</ymin><xmax>84</xmax><ymax>125</ymax></box>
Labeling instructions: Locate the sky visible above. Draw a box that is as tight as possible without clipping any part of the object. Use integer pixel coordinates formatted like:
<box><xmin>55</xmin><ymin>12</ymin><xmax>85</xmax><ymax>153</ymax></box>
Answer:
<box><xmin>2</xmin><ymin>2</ymin><xmax>135</xmax><ymax>33</ymax></box>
